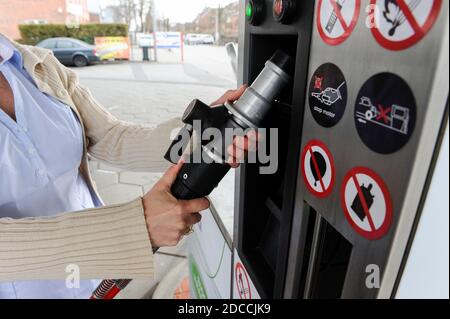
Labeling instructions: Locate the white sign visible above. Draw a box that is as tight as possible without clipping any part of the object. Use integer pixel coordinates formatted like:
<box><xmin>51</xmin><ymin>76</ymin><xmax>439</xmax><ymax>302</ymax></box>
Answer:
<box><xmin>137</xmin><ymin>33</ymin><xmax>154</xmax><ymax>47</ymax></box>
<box><xmin>155</xmin><ymin>32</ymin><xmax>182</xmax><ymax>48</ymax></box>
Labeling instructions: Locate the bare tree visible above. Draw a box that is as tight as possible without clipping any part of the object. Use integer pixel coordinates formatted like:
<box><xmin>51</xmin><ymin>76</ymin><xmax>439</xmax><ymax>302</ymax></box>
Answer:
<box><xmin>118</xmin><ymin>0</ymin><xmax>136</xmax><ymax>27</ymax></box>
<box><xmin>102</xmin><ymin>0</ymin><xmax>154</xmax><ymax>33</ymax></box>
<box><xmin>135</xmin><ymin>0</ymin><xmax>154</xmax><ymax>32</ymax></box>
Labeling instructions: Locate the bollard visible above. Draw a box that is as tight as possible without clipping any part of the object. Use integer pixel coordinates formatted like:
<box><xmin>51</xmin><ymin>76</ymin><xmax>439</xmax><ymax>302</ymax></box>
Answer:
<box><xmin>142</xmin><ymin>46</ymin><xmax>149</xmax><ymax>61</ymax></box>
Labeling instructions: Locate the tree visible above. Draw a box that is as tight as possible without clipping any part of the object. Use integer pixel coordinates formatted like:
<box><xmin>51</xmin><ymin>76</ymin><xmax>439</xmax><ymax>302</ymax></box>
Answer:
<box><xmin>135</xmin><ymin>0</ymin><xmax>153</xmax><ymax>32</ymax></box>
<box><xmin>101</xmin><ymin>0</ymin><xmax>157</xmax><ymax>33</ymax></box>
<box><xmin>117</xmin><ymin>0</ymin><xmax>136</xmax><ymax>27</ymax></box>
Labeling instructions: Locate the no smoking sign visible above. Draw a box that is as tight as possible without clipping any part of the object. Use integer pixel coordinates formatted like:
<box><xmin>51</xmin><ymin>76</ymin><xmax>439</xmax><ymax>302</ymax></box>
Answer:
<box><xmin>341</xmin><ymin>167</ymin><xmax>393</xmax><ymax>240</ymax></box>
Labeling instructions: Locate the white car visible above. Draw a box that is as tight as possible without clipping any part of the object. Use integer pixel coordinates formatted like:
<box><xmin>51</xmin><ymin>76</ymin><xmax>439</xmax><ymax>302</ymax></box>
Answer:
<box><xmin>185</xmin><ymin>34</ymin><xmax>215</xmax><ymax>45</ymax></box>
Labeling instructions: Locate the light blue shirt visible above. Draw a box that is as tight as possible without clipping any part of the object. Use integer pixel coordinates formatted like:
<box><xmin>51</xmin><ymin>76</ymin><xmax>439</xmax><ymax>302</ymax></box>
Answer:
<box><xmin>0</xmin><ymin>36</ymin><xmax>101</xmax><ymax>298</ymax></box>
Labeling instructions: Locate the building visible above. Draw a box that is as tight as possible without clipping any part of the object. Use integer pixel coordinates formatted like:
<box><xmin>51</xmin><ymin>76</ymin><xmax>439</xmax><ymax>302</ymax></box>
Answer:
<box><xmin>0</xmin><ymin>0</ymin><xmax>90</xmax><ymax>40</ymax></box>
<box><xmin>190</xmin><ymin>2</ymin><xmax>239</xmax><ymax>43</ymax></box>
<box><xmin>100</xmin><ymin>5</ymin><xmax>126</xmax><ymax>24</ymax></box>
<box><xmin>221</xmin><ymin>2</ymin><xmax>239</xmax><ymax>40</ymax></box>
<box><xmin>89</xmin><ymin>12</ymin><xmax>101</xmax><ymax>24</ymax></box>
<box><xmin>193</xmin><ymin>7</ymin><xmax>217</xmax><ymax>35</ymax></box>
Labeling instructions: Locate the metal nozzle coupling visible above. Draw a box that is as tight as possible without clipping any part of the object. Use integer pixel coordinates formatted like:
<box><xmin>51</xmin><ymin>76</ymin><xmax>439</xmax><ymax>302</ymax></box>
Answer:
<box><xmin>225</xmin><ymin>50</ymin><xmax>292</xmax><ymax>128</ymax></box>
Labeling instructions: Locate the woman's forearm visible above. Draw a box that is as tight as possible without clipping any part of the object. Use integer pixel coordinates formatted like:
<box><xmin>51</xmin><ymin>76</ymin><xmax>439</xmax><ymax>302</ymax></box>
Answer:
<box><xmin>68</xmin><ymin>78</ymin><xmax>180</xmax><ymax>173</ymax></box>
<box><xmin>0</xmin><ymin>198</ymin><xmax>154</xmax><ymax>282</ymax></box>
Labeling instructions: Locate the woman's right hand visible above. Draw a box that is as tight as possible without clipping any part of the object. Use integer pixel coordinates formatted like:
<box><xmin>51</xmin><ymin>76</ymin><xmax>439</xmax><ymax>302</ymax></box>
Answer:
<box><xmin>142</xmin><ymin>162</ymin><xmax>210</xmax><ymax>248</ymax></box>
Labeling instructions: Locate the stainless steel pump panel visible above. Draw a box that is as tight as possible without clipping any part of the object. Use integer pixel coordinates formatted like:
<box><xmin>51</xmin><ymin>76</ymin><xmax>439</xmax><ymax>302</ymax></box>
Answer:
<box><xmin>285</xmin><ymin>0</ymin><xmax>448</xmax><ymax>299</ymax></box>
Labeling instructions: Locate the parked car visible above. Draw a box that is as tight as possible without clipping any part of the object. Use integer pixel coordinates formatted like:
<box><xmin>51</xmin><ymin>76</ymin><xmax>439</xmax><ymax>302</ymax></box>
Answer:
<box><xmin>200</xmin><ymin>34</ymin><xmax>215</xmax><ymax>45</ymax></box>
<box><xmin>185</xmin><ymin>34</ymin><xmax>215</xmax><ymax>45</ymax></box>
<box><xmin>36</xmin><ymin>37</ymin><xmax>100</xmax><ymax>67</ymax></box>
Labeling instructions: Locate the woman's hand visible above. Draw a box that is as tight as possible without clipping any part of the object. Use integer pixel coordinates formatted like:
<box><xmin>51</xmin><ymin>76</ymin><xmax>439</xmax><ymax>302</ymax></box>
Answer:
<box><xmin>211</xmin><ymin>85</ymin><xmax>263</xmax><ymax>168</ymax></box>
<box><xmin>227</xmin><ymin>129</ymin><xmax>262</xmax><ymax>168</ymax></box>
<box><xmin>210</xmin><ymin>85</ymin><xmax>247</xmax><ymax>106</ymax></box>
<box><xmin>143</xmin><ymin>162</ymin><xmax>210</xmax><ymax>247</ymax></box>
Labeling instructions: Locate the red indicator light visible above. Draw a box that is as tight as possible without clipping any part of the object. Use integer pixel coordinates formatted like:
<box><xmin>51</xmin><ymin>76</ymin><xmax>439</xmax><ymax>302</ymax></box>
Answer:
<box><xmin>274</xmin><ymin>0</ymin><xmax>283</xmax><ymax>17</ymax></box>
<box><xmin>273</xmin><ymin>0</ymin><xmax>297</xmax><ymax>24</ymax></box>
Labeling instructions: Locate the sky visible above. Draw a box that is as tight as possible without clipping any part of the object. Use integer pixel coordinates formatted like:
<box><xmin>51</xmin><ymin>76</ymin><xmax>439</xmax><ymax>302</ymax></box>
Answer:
<box><xmin>88</xmin><ymin>0</ymin><xmax>237</xmax><ymax>23</ymax></box>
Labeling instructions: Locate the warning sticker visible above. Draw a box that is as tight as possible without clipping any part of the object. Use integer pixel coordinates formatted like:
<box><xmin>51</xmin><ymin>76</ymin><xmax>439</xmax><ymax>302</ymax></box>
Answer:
<box><xmin>355</xmin><ymin>72</ymin><xmax>416</xmax><ymax>154</ymax></box>
<box><xmin>235</xmin><ymin>262</ymin><xmax>251</xmax><ymax>299</ymax></box>
<box><xmin>341</xmin><ymin>167</ymin><xmax>393</xmax><ymax>240</ymax></box>
<box><xmin>317</xmin><ymin>0</ymin><xmax>361</xmax><ymax>46</ymax></box>
<box><xmin>302</xmin><ymin>140</ymin><xmax>335</xmax><ymax>198</ymax></box>
<box><xmin>369</xmin><ymin>0</ymin><xmax>442</xmax><ymax>51</ymax></box>
<box><xmin>309</xmin><ymin>63</ymin><xmax>348</xmax><ymax>128</ymax></box>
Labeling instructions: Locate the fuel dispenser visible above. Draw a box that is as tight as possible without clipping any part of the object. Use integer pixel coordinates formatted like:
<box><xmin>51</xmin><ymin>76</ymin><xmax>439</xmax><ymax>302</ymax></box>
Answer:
<box><xmin>233</xmin><ymin>0</ymin><xmax>316</xmax><ymax>298</ymax></box>
<box><xmin>231</xmin><ymin>0</ymin><xmax>449</xmax><ymax>299</ymax></box>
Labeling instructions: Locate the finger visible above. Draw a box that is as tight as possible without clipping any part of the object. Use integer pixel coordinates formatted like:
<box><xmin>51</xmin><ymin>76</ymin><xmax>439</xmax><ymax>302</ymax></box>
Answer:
<box><xmin>227</xmin><ymin>156</ymin><xmax>240</xmax><ymax>168</ymax></box>
<box><xmin>246</xmin><ymin>130</ymin><xmax>262</xmax><ymax>142</ymax></box>
<box><xmin>185</xmin><ymin>213</ymin><xmax>202</xmax><ymax>226</ymax></box>
<box><xmin>210</xmin><ymin>85</ymin><xmax>247</xmax><ymax>106</ymax></box>
<box><xmin>233</xmin><ymin>136</ymin><xmax>249</xmax><ymax>151</ymax></box>
<box><xmin>233</xmin><ymin>135</ymin><xmax>258</xmax><ymax>153</ymax></box>
<box><xmin>180</xmin><ymin>197</ymin><xmax>210</xmax><ymax>213</ymax></box>
<box><xmin>227</xmin><ymin>144</ymin><xmax>246</xmax><ymax>161</ymax></box>
<box><xmin>227</xmin><ymin>85</ymin><xmax>247</xmax><ymax>102</ymax></box>
<box><xmin>159</xmin><ymin>161</ymin><xmax>184</xmax><ymax>188</ymax></box>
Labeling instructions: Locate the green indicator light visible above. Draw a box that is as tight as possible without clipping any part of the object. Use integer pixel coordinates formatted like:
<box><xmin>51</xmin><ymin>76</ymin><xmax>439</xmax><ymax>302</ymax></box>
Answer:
<box><xmin>246</xmin><ymin>3</ymin><xmax>253</xmax><ymax>18</ymax></box>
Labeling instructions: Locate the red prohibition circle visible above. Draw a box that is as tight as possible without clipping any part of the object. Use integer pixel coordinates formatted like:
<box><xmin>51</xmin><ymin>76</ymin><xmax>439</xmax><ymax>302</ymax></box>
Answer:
<box><xmin>317</xmin><ymin>0</ymin><xmax>361</xmax><ymax>46</ymax></box>
<box><xmin>301</xmin><ymin>140</ymin><xmax>335</xmax><ymax>198</ymax></box>
<box><xmin>370</xmin><ymin>0</ymin><xmax>442</xmax><ymax>51</ymax></box>
<box><xmin>340</xmin><ymin>167</ymin><xmax>393</xmax><ymax>240</ymax></box>
<box><xmin>235</xmin><ymin>262</ymin><xmax>252</xmax><ymax>299</ymax></box>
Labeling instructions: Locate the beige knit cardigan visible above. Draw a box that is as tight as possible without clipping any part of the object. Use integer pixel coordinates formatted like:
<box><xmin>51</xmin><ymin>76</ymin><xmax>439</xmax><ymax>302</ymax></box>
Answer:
<box><xmin>0</xmin><ymin>36</ymin><xmax>180</xmax><ymax>282</ymax></box>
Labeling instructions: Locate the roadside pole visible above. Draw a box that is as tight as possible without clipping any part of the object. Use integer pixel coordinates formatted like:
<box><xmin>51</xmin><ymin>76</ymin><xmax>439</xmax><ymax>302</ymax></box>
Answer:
<box><xmin>152</xmin><ymin>0</ymin><xmax>158</xmax><ymax>62</ymax></box>
<box><xmin>215</xmin><ymin>4</ymin><xmax>221</xmax><ymax>45</ymax></box>
<box><xmin>181</xmin><ymin>32</ymin><xmax>184</xmax><ymax>63</ymax></box>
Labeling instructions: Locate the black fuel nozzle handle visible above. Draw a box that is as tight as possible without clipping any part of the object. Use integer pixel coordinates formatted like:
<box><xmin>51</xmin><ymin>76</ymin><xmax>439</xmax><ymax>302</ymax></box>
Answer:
<box><xmin>182</xmin><ymin>99</ymin><xmax>211</xmax><ymax>124</ymax></box>
<box><xmin>165</xmin><ymin>100</ymin><xmax>231</xmax><ymax>165</ymax></box>
<box><xmin>165</xmin><ymin>50</ymin><xmax>292</xmax><ymax>200</ymax></box>
<box><xmin>164</xmin><ymin>123</ymin><xmax>193</xmax><ymax>164</ymax></box>
<box><xmin>164</xmin><ymin>99</ymin><xmax>210</xmax><ymax>164</ymax></box>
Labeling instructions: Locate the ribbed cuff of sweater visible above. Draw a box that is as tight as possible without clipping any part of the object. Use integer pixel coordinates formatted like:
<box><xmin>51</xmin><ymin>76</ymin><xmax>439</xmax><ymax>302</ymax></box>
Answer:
<box><xmin>0</xmin><ymin>198</ymin><xmax>154</xmax><ymax>282</ymax></box>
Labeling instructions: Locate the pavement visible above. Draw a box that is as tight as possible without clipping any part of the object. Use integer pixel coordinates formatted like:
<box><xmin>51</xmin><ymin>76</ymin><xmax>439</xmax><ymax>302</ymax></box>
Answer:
<box><xmin>72</xmin><ymin>45</ymin><xmax>237</xmax><ymax>299</ymax></box>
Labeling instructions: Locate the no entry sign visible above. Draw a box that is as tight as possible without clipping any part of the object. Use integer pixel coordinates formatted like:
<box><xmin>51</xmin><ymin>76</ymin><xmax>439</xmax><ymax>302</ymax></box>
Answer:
<box><xmin>302</xmin><ymin>140</ymin><xmax>335</xmax><ymax>198</ymax></box>
<box><xmin>369</xmin><ymin>0</ymin><xmax>442</xmax><ymax>51</ymax></box>
<box><xmin>317</xmin><ymin>0</ymin><xmax>361</xmax><ymax>46</ymax></box>
<box><xmin>235</xmin><ymin>262</ymin><xmax>251</xmax><ymax>299</ymax></box>
<box><xmin>341</xmin><ymin>167</ymin><xmax>393</xmax><ymax>240</ymax></box>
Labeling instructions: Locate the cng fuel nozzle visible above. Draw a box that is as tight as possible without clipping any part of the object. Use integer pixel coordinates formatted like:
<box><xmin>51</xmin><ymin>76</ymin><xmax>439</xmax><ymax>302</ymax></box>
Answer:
<box><xmin>164</xmin><ymin>50</ymin><xmax>292</xmax><ymax>200</ymax></box>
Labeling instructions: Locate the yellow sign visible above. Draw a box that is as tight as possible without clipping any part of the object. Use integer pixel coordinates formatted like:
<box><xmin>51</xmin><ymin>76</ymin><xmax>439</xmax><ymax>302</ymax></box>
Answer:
<box><xmin>94</xmin><ymin>37</ymin><xmax>130</xmax><ymax>60</ymax></box>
